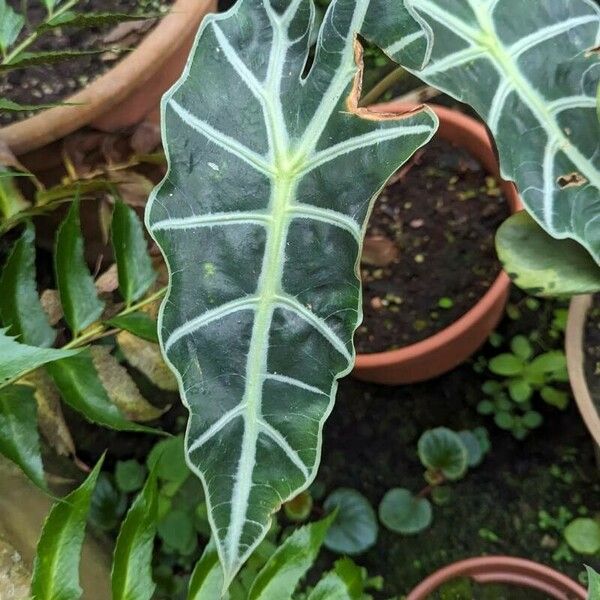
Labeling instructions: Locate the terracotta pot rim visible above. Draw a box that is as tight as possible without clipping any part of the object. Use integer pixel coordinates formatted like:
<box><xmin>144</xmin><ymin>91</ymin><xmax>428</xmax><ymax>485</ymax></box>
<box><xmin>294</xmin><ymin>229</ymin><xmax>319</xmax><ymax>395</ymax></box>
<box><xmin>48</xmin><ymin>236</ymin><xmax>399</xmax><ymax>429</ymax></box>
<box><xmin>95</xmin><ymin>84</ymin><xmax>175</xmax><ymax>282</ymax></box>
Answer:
<box><xmin>355</xmin><ymin>101</ymin><xmax>520</xmax><ymax>371</ymax></box>
<box><xmin>566</xmin><ymin>293</ymin><xmax>600</xmax><ymax>447</ymax></box>
<box><xmin>0</xmin><ymin>0</ymin><xmax>215</xmax><ymax>155</ymax></box>
<box><xmin>407</xmin><ymin>555</ymin><xmax>587</xmax><ymax>600</ymax></box>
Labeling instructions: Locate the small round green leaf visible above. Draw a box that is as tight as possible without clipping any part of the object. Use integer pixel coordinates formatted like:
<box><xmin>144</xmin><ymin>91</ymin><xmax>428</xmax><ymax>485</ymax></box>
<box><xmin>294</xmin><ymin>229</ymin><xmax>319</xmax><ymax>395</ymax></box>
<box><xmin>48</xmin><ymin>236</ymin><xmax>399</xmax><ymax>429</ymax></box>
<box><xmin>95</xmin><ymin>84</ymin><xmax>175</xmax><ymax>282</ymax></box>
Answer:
<box><xmin>508</xmin><ymin>379</ymin><xmax>532</xmax><ymax>403</ymax></box>
<box><xmin>323</xmin><ymin>488</ymin><xmax>378</xmax><ymax>555</ymax></box>
<box><xmin>458</xmin><ymin>431</ymin><xmax>484</xmax><ymax>467</ymax></box>
<box><xmin>488</xmin><ymin>354</ymin><xmax>524</xmax><ymax>376</ymax></box>
<box><xmin>378</xmin><ymin>488</ymin><xmax>432</xmax><ymax>535</ymax></box>
<box><xmin>564</xmin><ymin>518</ymin><xmax>600</xmax><ymax>555</ymax></box>
<box><xmin>115</xmin><ymin>459</ymin><xmax>147</xmax><ymax>493</ymax></box>
<box><xmin>540</xmin><ymin>386</ymin><xmax>569</xmax><ymax>410</ymax></box>
<box><xmin>522</xmin><ymin>411</ymin><xmax>543</xmax><ymax>429</ymax></box>
<box><xmin>418</xmin><ymin>428</ymin><xmax>468</xmax><ymax>481</ymax></box>
<box><xmin>510</xmin><ymin>335</ymin><xmax>533</xmax><ymax>360</ymax></box>
<box><xmin>494</xmin><ymin>411</ymin><xmax>514</xmax><ymax>430</ymax></box>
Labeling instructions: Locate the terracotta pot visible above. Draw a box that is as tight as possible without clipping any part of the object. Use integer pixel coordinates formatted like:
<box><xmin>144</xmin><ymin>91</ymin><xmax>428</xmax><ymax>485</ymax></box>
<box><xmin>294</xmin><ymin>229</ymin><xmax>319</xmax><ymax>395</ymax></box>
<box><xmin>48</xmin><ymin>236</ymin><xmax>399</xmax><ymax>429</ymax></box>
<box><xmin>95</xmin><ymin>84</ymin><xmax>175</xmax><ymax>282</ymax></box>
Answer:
<box><xmin>407</xmin><ymin>556</ymin><xmax>587</xmax><ymax>600</ymax></box>
<box><xmin>353</xmin><ymin>102</ymin><xmax>522</xmax><ymax>385</ymax></box>
<box><xmin>566</xmin><ymin>294</ymin><xmax>600</xmax><ymax>456</ymax></box>
<box><xmin>0</xmin><ymin>0</ymin><xmax>216</xmax><ymax>157</ymax></box>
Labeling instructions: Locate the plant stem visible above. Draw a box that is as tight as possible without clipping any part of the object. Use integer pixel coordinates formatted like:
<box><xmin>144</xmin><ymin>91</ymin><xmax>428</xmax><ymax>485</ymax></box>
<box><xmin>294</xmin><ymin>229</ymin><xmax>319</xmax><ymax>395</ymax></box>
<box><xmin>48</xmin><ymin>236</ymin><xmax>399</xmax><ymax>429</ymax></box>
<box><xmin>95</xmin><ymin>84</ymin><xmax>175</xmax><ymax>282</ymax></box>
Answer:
<box><xmin>360</xmin><ymin>67</ymin><xmax>406</xmax><ymax>107</ymax></box>
<box><xmin>0</xmin><ymin>286</ymin><xmax>168</xmax><ymax>392</ymax></box>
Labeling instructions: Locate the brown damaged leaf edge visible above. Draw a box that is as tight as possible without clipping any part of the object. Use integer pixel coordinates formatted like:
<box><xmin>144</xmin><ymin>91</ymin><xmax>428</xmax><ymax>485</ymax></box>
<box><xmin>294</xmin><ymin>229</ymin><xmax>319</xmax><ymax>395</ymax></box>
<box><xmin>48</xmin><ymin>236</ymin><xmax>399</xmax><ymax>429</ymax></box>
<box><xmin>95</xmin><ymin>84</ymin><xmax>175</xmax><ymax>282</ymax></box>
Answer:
<box><xmin>557</xmin><ymin>172</ymin><xmax>588</xmax><ymax>188</ymax></box>
<box><xmin>347</xmin><ymin>38</ymin><xmax>426</xmax><ymax>121</ymax></box>
<box><xmin>585</xmin><ymin>44</ymin><xmax>600</xmax><ymax>57</ymax></box>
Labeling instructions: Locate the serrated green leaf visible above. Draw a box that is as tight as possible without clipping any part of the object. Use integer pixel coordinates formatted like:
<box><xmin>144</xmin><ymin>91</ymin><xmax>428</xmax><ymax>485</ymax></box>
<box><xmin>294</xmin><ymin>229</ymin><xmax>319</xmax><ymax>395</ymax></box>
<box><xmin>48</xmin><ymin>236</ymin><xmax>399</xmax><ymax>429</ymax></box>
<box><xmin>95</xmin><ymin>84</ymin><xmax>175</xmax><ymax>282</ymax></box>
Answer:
<box><xmin>0</xmin><ymin>223</ymin><xmax>55</xmax><ymax>347</ymax></box>
<box><xmin>0</xmin><ymin>328</ymin><xmax>79</xmax><ymax>387</ymax></box>
<box><xmin>323</xmin><ymin>489</ymin><xmax>377</xmax><ymax>555</ymax></box>
<box><xmin>46</xmin><ymin>350</ymin><xmax>159</xmax><ymax>434</ymax></box>
<box><xmin>112</xmin><ymin>200</ymin><xmax>156</xmax><ymax>304</ymax></box>
<box><xmin>54</xmin><ymin>200</ymin><xmax>104</xmax><ymax>335</ymax></box>
<box><xmin>0</xmin><ymin>0</ymin><xmax>24</xmax><ymax>54</ymax></box>
<box><xmin>564</xmin><ymin>518</ymin><xmax>600</xmax><ymax>555</ymax></box>
<box><xmin>0</xmin><ymin>49</ymin><xmax>103</xmax><ymax>72</ymax></box>
<box><xmin>106</xmin><ymin>312</ymin><xmax>159</xmax><ymax>343</ymax></box>
<box><xmin>111</xmin><ymin>471</ymin><xmax>159</xmax><ymax>600</ymax></box>
<box><xmin>540</xmin><ymin>386</ymin><xmax>569</xmax><ymax>410</ymax></box>
<box><xmin>488</xmin><ymin>354</ymin><xmax>524</xmax><ymax>377</ymax></box>
<box><xmin>40</xmin><ymin>11</ymin><xmax>161</xmax><ymax>31</ymax></box>
<box><xmin>496</xmin><ymin>212</ymin><xmax>600</xmax><ymax>297</ymax></box>
<box><xmin>188</xmin><ymin>539</ymin><xmax>225</xmax><ymax>600</ymax></box>
<box><xmin>418</xmin><ymin>428</ymin><xmax>468</xmax><ymax>481</ymax></box>
<box><xmin>0</xmin><ymin>169</ymin><xmax>29</xmax><ymax>220</ymax></box>
<box><xmin>0</xmin><ymin>97</ymin><xmax>74</xmax><ymax>111</ymax></box>
<box><xmin>30</xmin><ymin>456</ymin><xmax>104</xmax><ymax>600</ymax></box>
<box><xmin>586</xmin><ymin>566</ymin><xmax>600</xmax><ymax>600</ymax></box>
<box><xmin>0</xmin><ymin>384</ymin><xmax>45</xmax><ymax>489</ymax></box>
<box><xmin>247</xmin><ymin>513</ymin><xmax>335</xmax><ymax>600</ymax></box>
<box><xmin>400</xmin><ymin>0</ymin><xmax>600</xmax><ymax>261</ymax></box>
<box><xmin>378</xmin><ymin>488</ymin><xmax>432</xmax><ymax>535</ymax></box>
<box><xmin>145</xmin><ymin>0</ymin><xmax>436</xmax><ymax>580</ymax></box>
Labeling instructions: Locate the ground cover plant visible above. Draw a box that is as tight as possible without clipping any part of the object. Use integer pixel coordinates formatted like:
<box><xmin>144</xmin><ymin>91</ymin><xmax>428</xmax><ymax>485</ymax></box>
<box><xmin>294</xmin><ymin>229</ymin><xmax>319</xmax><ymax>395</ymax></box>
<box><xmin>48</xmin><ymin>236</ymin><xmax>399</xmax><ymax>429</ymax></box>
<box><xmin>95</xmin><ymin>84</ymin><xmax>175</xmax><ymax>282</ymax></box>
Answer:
<box><xmin>0</xmin><ymin>0</ymin><xmax>600</xmax><ymax>598</ymax></box>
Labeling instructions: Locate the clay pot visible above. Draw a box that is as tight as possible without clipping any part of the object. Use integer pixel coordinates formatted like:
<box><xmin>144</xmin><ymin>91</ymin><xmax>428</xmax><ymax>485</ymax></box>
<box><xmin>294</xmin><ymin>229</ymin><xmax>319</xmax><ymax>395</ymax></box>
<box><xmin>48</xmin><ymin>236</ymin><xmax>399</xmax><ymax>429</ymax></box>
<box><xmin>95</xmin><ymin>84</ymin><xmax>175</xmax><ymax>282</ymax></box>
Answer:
<box><xmin>566</xmin><ymin>294</ymin><xmax>600</xmax><ymax>458</ymax></box>
<box><xmin>407</xmin><ymin>556</ymin><xmax>586</xmax><ymax>600</ymax></box>
<box><xmin>353</xmin><ymin>102</ymin><xmax>521</xmax><ymax>385</ymax></box>
<box><xmin>0</xmin><ymin>0</ymin><xmax>216</xmax><ymax>158</ymax></box>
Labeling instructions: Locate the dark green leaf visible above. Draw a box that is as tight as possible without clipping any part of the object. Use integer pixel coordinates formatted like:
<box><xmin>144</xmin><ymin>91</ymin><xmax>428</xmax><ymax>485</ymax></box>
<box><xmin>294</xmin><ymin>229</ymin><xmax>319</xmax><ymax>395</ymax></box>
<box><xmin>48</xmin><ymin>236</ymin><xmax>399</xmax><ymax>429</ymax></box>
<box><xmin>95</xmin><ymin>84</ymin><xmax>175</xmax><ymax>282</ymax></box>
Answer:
<box><xmin>418</xmin><ymin>428</ymin><xmax>468</xmax><ymax>481</ymax></box>
<box><xmin>457</xmin><ymin>431</ymin><xmax>484</xmax><ymax>468</ymax></box>
<box><xmin>0</xmin><ymin>0</ymin><xmax>24</xmax><ymax>53</ymax></box>
<box><xmin>112</xmin><ymin>471</ymin><xmax>159</xmax><ymax>600</ymax></box>
<box><xmin>510</xmin><ymin>335</ymin><xmax>533</xmax><ymax>361</ymax></box>
<box><xmin>0</xmin><ymin>223</ymin><xmax>55</xmax><ymax>347</ymax></box>
<box><xmin>157</xmin><ymin>509</ymin><xmax>196</xmax><ymax>554</ymax></box>
<box><xmin>115</xmin><ymin>459</ymin><xmax>147</xmax><ymax>493</ymax></box>
<box><xmin>147</xmin><ymin>435</ymin><xmax>189</xmax><ymax>484</ymax></box>
<box><xmin>46</xmin><ymin>350</ymin><xmax>158</xmax><ymax>433</ymax></box>
<box><xmin>112</xmin><ymin>200</ymin><xmax>156</xmax><ymax>304</ymax></box>
<box><xmin>522</xmin><ymin>411</ymin><xmax>543</xmax><ymax>429</ymax></box>
<box><xmin>106</xmin><ymin>312</ymin><xmax>158</xmax><ymax>343</ymax></box>
<box><xmin>508</xmin><ymin>379</ymin><xmax>532</xmax><ymax>404</ymax></box>
<box><xmin>323</xmin><ymin>489</ymin><xmax>378</xmax><ymax>555</ymax></box>
<box><xmin>89</xmin><ymin>473</ymin><xmax>127</xmax><ymax>531</ymax></box>
<box><xmin>496</xmin><ymin>212</ymin><xmax>600</xmax><ymax>297</ymax></box>
<box><xmin>0</xmin><ymin>328</ymin><xmax>79</xmax><ymax>386</ymax></box>
<box><xmin>31</xmin><ymin>456</ymin><xmax>104</xmax><ymax>600</ymax></box>
<box><xmin>40</xmin><ymin>11</ymin><xmax>160</xmax><ymax>31</ymax></box>
<box><xmin>54</xmin><ymin>200</ymin><xmax>104</xmax><ymax>335</ymax></box>
<box><xmin>1</xmin><ymin>49</ymin><xmax>104</xmax><ymax>72</ymax></box>
<box><xmin>378</xmin><ymin>488</ymin><xmax>432</xmax><ymax>535</ymax></box>
<box><xmin>0</xmin><ymin>384</ymin><xmax>45</xmax><ymax>489</ymax></box>
<box><xmin>248</xmin><ymin>513</ymin><xmax>335</xmax><ymax>600</ymax></box>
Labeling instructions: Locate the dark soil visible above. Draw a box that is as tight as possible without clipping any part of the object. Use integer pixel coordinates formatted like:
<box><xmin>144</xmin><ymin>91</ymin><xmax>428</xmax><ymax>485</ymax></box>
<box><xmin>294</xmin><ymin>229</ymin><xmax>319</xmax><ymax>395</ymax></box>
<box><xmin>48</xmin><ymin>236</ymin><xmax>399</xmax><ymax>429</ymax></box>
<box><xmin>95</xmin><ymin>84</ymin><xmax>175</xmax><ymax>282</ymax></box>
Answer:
<box><xmin>318</xmin><ymin>291</ymin><xmax>600</xmax><ymax>597</ymax></box>
<box><xmin>0</xmin><ymin>0</ymin><xmax>169</xmax><ymax>126</ymax></box>
<box><xmin>356</xmin><ymin>137</ymin><xmax>510</xmax><ymax>354</ymax></box>
<box><xmin>583</xmin><ymin>294</ymin><xmax>600</xmax><ymax>414</ymax></box>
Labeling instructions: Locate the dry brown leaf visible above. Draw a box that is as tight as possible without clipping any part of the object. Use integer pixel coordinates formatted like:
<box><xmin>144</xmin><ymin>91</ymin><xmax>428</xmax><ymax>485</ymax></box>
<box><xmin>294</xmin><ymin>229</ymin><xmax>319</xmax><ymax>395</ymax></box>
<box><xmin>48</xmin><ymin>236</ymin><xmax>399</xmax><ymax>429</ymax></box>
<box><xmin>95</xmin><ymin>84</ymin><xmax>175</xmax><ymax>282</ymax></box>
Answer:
<box><xmin>25</xmin><ymin>370</ymin><xmax>75</xmax><ymax>457</ymax></box>
<box><xmin>95</xmin><ymin>263</ymin><xmax>119</xmax><ymax>295</ymax></box>
<box><xmin>102</xmin><ymin>19</ymin><xmax>154</xmax><ymax>44</ymax></box>
<box><xmin>0</xmin><ymin>536</ymin><xmax>30</xmax><ymax>600</ymax></box>
<box><xmin>130</xmin><ymin>121</ymin><xmax>161</xmax><ymax>155</ymax></box>
<box><xmin>90</xmin><ymin>346</ymin><xmax>166</xmax><ymax>421</ymax></box>
<box><xmin>361</xmin><ymin>235</ymin><xmax>399</xmax><ymax>267</ymax></box>
<box><xmin>108</xmin><ymin>170</ymin><xmax>154</xmax><ymax>207</ymax></box>
<box><xmin>116</xmin><ymin>331</ymin><xmax>177</xmax><ymax>391</ymax></box>
<box><xmin>39</xmin><ymin>289</ymin><xmax>63</xmax><ymax>326</ymax></box>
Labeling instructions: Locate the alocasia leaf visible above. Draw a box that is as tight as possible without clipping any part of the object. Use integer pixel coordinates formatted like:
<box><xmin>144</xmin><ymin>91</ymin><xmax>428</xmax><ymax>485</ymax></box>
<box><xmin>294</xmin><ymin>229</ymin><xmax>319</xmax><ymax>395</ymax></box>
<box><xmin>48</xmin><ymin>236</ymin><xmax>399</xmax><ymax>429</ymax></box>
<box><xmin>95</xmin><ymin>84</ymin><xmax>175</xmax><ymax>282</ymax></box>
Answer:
<box><xmin>398</xmin><ymin>0</ymin><xmax>600</xmax><ymax>262</ymax></box>
<box><xmin>30</xmin><ymin>457</ymin><xmax>104</xmax><ymax>600</ymax></box>
<box><xmin>0</xmin><ymin>385</ymin><xmax>45</xmax><ymax>489</ymax></box>
<box><xmin>0</xmin><ymin>222</ymin><xmax>56</xmax><ymax>347</ymax></box>
<box><xmin>146</xmin><ymin>0</ymin><xmax>437</xmax><ymax>582</ymax></box>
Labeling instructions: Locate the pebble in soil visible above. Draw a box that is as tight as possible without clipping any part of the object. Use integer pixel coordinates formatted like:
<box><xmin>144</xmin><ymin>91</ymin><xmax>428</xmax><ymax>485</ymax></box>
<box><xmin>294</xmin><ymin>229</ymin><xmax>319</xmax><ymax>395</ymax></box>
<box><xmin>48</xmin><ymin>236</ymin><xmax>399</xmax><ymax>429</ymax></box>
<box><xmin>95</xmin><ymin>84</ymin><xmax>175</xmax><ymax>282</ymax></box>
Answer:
<box><xmin>356</xmin><ymin>137</ymin><xmax>510</xmax><ymax>354</ymax></box>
